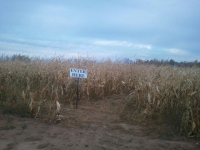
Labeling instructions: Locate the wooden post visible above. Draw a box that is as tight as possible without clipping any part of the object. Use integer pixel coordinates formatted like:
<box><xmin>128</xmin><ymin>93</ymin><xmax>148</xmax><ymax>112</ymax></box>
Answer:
<box><xmin>76</xmin><ymin>77</ymin><xmax>79</xmax><ymax>109</ymax></box>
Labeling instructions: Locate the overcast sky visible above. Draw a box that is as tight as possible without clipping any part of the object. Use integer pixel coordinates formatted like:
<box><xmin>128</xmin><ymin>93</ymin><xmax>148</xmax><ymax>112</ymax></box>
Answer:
<box><xmin>0</xmin><ymin>0</ymin><xmax>200</xmax><ymax>61</ymax></box>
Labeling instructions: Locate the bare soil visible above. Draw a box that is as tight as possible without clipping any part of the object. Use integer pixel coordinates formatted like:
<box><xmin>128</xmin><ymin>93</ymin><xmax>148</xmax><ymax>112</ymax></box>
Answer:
<box><xmin>0</xmin><ymin>95</ymin><xmax>199</xmax><ymax>150</ymax></box>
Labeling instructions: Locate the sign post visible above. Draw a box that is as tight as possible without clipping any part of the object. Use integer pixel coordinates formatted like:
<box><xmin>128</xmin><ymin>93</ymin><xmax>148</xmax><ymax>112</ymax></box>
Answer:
<box><xmin>70</xmin><ymin>68</ymin><xmax>87</xmax><ymax>109</ymax></box>
<box><xmin>76</xmin><ymin>78</ymin><xmax>79</xmax><ymax>109</ymax></box>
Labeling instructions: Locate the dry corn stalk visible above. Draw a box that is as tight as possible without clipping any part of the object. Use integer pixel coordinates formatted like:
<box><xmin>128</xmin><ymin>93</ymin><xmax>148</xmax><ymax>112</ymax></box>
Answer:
<box><xmin>0</xmin><ymin>56</ymin><xmax>199</xmax><ymax>137</ymax></box>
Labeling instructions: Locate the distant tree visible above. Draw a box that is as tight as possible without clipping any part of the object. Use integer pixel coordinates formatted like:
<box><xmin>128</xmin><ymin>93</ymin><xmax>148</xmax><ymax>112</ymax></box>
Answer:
<box><xmin>122</xmin><ymin>58</ymin><xmax>133</xmax><ymax>64</ymax></box>
<box><xmin>169</xmin><ymin>59</ymin><xmax>175</xmax><ymax>66</ymax></box>
<box><xmin>194</xmin><ymin>60</ymin><xmax>198</xmax><ymax>66</ymax></box>
<box><xmin>11</xmin><ymin>54</ymin><xmax>31</xmax><ymax>62</ymax></box>
<box><xmin>136</xmin><ymin>59</ymin><xmax>143</xmax><ymax>64</ymax></box>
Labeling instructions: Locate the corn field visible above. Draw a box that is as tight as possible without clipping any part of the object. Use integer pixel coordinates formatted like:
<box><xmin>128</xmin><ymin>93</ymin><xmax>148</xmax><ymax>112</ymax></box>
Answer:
<box><xmin>0</xmin><ymin>56</ymin><xmax>199</xmax><ymax>137</ymax></box>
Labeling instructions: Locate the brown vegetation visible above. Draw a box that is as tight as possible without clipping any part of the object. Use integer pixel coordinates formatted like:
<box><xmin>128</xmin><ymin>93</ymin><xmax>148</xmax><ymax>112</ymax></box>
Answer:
<box><xmin>0</xmin><ymin>55</ymin><xmax>199</xmax><ymax>138</ymax></box>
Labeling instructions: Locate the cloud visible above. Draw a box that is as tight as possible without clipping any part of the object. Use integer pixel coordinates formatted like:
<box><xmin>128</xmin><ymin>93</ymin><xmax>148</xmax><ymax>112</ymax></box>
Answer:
<box><xmin>93</xmin><ymin>40</ymin><xmax>133</xmax><ymax>47</ymax></box>
<box><xmin>136</xmin><ymin>44</ymin><xmax>152</xmax><ymax>50</ymax></box>
<box><xmin>0</xmin><ymin>38</ymin><xmax>118</xmax><ymax>59</ymax></box>
<box><xmin>93</xmin><ymin>40</ymin><xmax>152</xmax><ymax>50</ymax></box>
<box><xmin>165</xmin><ymin>48</ymin><xmax>187</xmax><ymax>55</ymax></box>
<box><xmin>0</xmin><ymin>36</ymin><xmax>199</xmax><ymax>62</ymax></box>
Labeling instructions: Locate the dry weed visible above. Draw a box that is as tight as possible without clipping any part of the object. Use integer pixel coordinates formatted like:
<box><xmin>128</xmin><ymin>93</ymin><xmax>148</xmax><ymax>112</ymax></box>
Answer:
<box><xmin>0</xmin><ymin>56</ymin><xmax>199</xmax><ymax>137</ymax></box>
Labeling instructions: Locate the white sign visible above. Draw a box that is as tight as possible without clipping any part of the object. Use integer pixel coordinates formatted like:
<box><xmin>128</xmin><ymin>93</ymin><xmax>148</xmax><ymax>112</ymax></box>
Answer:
<box><xmin>70</xmin><ymin>68</ymin><xmax>87</xmax><ymax>78</ymax></box>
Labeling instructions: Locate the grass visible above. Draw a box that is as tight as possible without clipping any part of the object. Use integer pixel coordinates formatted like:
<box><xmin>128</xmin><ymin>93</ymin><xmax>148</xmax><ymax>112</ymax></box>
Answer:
<box><xmin>21</xmin><ymin>124</ymin><xmax>27</xmax><ymax>130</ymax></box>
<box><xmin>4</xmin><ymin>141</ymin><xmax>18</xmax><ymax>150</ymax></box>
<box><xmin>37</xmin><ymin>143</ymin><xmax>50</xmax><ymax>149</ymax></box>
<box><xmin>0</xmin><ymin>55</ymin><xmax>199</xmax><ymax>138</ymax></box>
<box><xmin>0</xmin><ymin>125</ymin><xmax>15</xmax><ymax>130</ymax></box>
<box><xmin>24</xmin><ymin>136</ymin><xmax>42</xmax><ymax>141</ymax></box>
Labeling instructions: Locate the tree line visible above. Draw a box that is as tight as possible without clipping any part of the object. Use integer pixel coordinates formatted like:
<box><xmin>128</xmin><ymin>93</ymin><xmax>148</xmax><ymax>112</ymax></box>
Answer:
<box><xmin>123</xmin><ymin>58</ymin><xmax>200</xmax><ymax>67</ymax></box>
<box><xmin>1</xmin><ymin>54</ymin><xmax>200</xmax><ymax>67</ymax></box>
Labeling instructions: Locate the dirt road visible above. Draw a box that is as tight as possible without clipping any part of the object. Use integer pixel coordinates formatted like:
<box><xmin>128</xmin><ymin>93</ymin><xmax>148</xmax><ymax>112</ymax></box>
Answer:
<box><xmin>0</xmin><ymin>97</ymin><xmax>199</xmax><ymax>150</ymax></box>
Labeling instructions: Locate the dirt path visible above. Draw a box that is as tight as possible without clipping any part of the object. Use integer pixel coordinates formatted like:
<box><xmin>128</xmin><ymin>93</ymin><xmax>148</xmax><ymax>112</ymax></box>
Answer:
<box><xmin>0</xmin><ymin>96</ymin><xmax>199</xmax><ymax>150</ymax></box>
